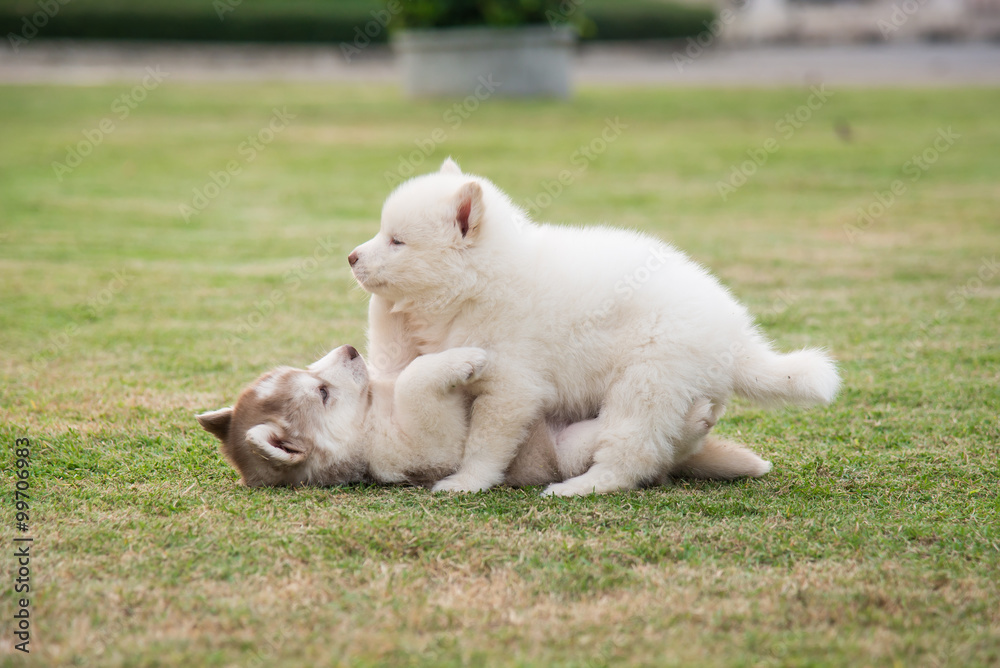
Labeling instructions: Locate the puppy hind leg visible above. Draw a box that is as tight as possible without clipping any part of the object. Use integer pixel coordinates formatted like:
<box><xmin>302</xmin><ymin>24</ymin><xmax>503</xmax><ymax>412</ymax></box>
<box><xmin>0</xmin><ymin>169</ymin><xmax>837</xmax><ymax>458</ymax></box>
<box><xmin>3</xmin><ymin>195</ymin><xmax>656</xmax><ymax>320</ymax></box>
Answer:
<box><xmin>543</xmin><ymin>416</ymin><xmax>676</xmax><ymax>496</ymax></box>
<box><xmin>671</xmin><ymin>436</ymin><xmax>772</xmax><ymax>479</ymax></box>
<box><xmin>544</xmin><ymin>395</ymin><xmax>691</xmax><ymax>497</ymax></box>
<box><xmin>544</xmin><ymin>369</ymin><xmax>713</xmax><ymax>496</ymax></box>
<box><xmin>681</xmin><ymin>398</ymin><xmax>720</xmax><ymax>442</ymax></box>
<box><xmin>665</xmin><ymin>399</ymin><xmax>771</xmax><ymax>480</ymax></box>
<box><xmin>650</xmin><ymin>398</ymin><xmax>721</xmax><ymax>486</ymax></box>
<box><xmin>552</xmin><ymin>418</ymin><xmax>601</xmax><ymax>479</ymax></box>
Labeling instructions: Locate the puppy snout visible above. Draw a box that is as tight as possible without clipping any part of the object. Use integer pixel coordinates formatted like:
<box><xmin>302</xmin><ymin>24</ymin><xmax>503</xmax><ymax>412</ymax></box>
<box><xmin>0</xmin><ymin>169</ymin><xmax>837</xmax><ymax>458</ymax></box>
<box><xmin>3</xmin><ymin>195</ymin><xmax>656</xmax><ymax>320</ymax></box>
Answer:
<box><xmin>344</xmin><ymin>345</ymin><xmax>359</xmax><ymax>360</ymax></box>
<box><xmin>348</xmin><ymin>251</ymin><xmax>359</xmax><ymax>267</ymax></box>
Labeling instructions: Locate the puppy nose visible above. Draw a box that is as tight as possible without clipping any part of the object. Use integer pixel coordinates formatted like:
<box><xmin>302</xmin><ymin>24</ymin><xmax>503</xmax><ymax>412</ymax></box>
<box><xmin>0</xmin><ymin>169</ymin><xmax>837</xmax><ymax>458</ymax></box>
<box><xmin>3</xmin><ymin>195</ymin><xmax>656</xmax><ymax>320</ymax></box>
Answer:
<box><xmin>348</xmin><ymin>251</ymin><xmax>358</xmax><ymax>267</ymax></box>
<box><xmin>344</xmin><ymin>345</ymin><xmax>359</xmax><ymax>360</ymax></box>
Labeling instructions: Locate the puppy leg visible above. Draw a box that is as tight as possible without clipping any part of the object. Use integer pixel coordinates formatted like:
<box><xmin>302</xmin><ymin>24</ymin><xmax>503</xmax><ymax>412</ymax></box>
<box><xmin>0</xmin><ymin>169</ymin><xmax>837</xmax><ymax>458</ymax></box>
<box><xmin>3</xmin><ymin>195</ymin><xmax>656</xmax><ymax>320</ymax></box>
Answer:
<box><xmin>554</xmin><ymin>399</ymin><xmax>720</xmax><ymax>484</ymax></box>
<box><xmin>432</xmin><ymin>374</ymin><xmax>545</xmax><ymax>493</ymax></box>
<box><xmin>366</xmin><ymin>294</ymin><xmax>421</xmax><ymax>375</ymax></box>
<box><xmin>396</xmin><ymin>347</ymin><xmax>489</xmax><ymax>389</ymax></box>
<box><xmin>678</xmin><ymin>397</ymin><xmax>720</xmax><ymax>445</ymax></box>
<box><xmin>543</xmin><ymin>371</ymin><xmax>695</xmax><ymax>497</ymax></box>
<box><xmin>552</xmin><ymin>419</ymin><xmax>601</xmax><ymax>479</ymax></box>
<box><xmin>394</xmin><ymin>348</ymin><xmax>488</xmax><ymax>438</ymax></box>
<box><xmin>670</xmin><ymin>437</ymin><xmax>771</xmax><ymax>479</ymax></box>
<box><xmin>543</xmin><ymin>424</ymin><xmax>661</xmax><ymax>497</ymax></box>
<box><xmin>663</xmin><ymin>398</ymin><xmax>771</xmax><ymax>479</ymax></box>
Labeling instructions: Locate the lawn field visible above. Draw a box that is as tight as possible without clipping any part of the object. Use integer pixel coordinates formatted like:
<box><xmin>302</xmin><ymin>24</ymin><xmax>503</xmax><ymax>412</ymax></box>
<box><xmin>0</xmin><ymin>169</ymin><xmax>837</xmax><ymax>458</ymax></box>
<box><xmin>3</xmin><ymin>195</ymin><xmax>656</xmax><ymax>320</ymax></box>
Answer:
<box><xmin>1</xmin><ymin>83</ymin><xmax>998</xmax><ymax>666</ymax></box>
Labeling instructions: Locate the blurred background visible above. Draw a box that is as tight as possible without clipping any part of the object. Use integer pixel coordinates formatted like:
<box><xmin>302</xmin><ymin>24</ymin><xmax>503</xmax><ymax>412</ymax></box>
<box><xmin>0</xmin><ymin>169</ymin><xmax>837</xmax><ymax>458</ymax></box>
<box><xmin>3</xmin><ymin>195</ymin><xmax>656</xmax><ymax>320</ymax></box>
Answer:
<box><xmin>2</xmin><ymin>0</ymin><xmax>999</xmax><ymax>44</ymax></box>
<box><xmin>1</xmin><ymin>0</ymin><xmax>999</xmax><ymax>89</ymax></box>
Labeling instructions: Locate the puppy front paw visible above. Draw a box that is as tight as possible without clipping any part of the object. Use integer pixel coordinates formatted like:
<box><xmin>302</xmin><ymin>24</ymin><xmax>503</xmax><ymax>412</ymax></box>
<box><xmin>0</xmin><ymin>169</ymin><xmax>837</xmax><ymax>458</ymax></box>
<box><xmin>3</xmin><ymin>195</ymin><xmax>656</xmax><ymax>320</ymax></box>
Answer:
<box><xmin>459</xmin><ymin>348</ymin><xmax>489</xmax><ymax>383</ymax></box>
<box><xmin>439</xmin><ymin>347</ymin><xmax>489</xmax><ymax>386</ymax></box>
<box><xmin>541</xmin><ymin>480</ymin><xmax>595</xmax><ymax>497</ymax></box>
<box><xmin>431</xmin><ymin>471</ymin><xmax>493</xmax><ymax>493</ymax></box>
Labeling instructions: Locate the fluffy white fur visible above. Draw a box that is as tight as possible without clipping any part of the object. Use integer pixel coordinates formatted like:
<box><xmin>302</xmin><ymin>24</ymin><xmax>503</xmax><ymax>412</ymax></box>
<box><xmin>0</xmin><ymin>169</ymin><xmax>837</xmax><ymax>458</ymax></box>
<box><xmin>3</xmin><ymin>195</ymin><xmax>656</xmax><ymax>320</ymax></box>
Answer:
<box><xmin>349</xmin><ymin>159</ymin><xmax>838</xmax><ymax>496</ymax></box>
<box><xmin>197</xmin><ymin>346</ymin><xmax>770</xmax><ymax>487</ymax></box>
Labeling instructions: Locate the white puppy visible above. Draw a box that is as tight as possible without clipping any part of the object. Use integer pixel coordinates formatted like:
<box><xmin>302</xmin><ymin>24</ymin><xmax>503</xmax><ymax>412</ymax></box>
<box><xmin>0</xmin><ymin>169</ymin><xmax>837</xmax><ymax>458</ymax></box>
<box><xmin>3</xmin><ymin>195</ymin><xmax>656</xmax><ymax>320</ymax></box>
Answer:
<box><xmin>197</xmin><ymin>345</ymin><xmax>769</xmax><ymax>487</ymax></box>
<box><xmin>349</xmin><ymin>159</ymin><xmax>838</xmax><ymax>496</ymax></box>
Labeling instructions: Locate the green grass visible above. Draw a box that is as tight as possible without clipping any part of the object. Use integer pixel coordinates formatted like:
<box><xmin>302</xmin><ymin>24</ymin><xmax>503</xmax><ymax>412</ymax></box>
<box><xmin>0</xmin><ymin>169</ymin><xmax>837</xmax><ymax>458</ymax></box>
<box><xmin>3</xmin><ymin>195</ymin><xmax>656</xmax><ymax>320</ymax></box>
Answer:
<box><xmin>1</xmin><ymin>82</ymin><xmax>999</xmax><ymax>666</ymax></box>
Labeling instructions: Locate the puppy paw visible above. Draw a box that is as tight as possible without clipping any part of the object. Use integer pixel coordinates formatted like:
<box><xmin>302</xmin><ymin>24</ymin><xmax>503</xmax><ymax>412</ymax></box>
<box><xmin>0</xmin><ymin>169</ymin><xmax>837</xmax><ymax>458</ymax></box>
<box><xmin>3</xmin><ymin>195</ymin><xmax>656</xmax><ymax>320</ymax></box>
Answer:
<box><xmin>543</xmin><ymin>466</ymin><xmax>633</xmax><ymax>497</ymax></box>
<box><xmin>437</xmin><ymin>347</ymin><xmax>489</xmax><ymax>386</ymax></box>
<box><xmin>431</xmin><ymin>472</ymin><xmax>493</xmax><ymax>493</ymax></box>
<box><xmin>458</xmin><ymin>348</ymin><xmax>489</xmax><ymax>383</ymax></box>
<box><xmin>542</xmin><ymin>479</ymin><xmax>605</xmax><ymax>497</ymax></box>
<box><xmin>542</xmin><ymin>482</ymin><xmax>585</xmax><ymax>497</ymax></box>
<box><xmin>684</xmin><ymin>398</ymin><xmax>718</xmax><ymax>439</ymax></box>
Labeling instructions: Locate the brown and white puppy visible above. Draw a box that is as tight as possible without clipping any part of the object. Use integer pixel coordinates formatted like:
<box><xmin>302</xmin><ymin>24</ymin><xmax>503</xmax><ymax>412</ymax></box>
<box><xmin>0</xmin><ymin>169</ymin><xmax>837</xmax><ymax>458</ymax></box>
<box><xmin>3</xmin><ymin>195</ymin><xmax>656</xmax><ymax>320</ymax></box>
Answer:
<box><xmin>197</xmin><ymin>345</ymin><xmax>771</xmax><ymax>488</ymax></box>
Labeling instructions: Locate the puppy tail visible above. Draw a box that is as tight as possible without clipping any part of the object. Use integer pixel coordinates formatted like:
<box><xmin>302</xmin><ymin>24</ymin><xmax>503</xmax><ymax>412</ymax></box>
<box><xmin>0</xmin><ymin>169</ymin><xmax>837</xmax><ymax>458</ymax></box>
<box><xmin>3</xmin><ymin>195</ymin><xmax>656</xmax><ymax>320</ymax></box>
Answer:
<box><xmin>733</xmin><ymin>344</ymin><xmax>840</xmax><ymax>407</ymax></box>
<box><xmin>671</xmin><ymin>435</ymin><xmax>771</xmax><ymax>479</ymax></box>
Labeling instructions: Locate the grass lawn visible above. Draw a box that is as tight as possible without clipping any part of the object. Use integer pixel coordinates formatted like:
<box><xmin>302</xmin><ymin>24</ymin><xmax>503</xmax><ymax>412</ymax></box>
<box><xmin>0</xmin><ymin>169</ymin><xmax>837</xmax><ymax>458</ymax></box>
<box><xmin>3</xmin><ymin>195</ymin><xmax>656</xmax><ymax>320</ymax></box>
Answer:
<box><xmin>1</xmin><ymin>81</ymin><xmax>998</xmax><ymax>666</ymax></box>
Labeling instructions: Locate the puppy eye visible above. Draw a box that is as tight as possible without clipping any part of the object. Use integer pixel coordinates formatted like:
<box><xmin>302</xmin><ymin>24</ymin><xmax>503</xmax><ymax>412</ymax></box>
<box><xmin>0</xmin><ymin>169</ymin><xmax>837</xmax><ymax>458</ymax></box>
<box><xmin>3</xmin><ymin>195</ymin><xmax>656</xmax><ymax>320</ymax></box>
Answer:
<box><xmin>390</xmin><ymin>237</ymin><xmax>404</xmax><ymax>246</ymax></box>
<box><xmin>318</xmin><ymin>386</ymin><xmax>329</xmax><ymax>404</ymax></box>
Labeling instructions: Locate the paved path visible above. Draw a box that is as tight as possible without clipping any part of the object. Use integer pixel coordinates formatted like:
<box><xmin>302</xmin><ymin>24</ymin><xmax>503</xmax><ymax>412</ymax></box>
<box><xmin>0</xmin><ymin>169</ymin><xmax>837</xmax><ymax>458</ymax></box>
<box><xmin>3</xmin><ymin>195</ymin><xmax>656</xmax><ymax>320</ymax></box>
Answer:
<box><xmin>1</xmin><ymin>40</ymin><xmax>999</xmax><ymax>86</ymax></box>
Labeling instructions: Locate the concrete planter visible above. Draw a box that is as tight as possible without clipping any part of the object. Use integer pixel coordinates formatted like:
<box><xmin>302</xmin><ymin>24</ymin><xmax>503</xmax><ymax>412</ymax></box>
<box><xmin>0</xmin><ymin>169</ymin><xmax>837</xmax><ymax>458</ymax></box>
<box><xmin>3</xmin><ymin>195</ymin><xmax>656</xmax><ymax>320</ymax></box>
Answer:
<box><xmin>393</xmin><ymin>25</ymin><xmax>576</xmax><ymax>98</ymax></box>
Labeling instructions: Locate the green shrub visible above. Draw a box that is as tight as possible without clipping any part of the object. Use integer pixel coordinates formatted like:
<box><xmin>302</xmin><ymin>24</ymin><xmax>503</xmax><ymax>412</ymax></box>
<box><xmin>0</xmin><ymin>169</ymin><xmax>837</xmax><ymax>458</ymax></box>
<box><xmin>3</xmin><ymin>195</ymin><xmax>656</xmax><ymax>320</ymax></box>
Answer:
<box><xmin>0</xmin><ymin>0</ymin><xmax>715</xmax><ymax>44</ymax></box>
<box><xmin>393</xmin><ymin>0</ymin><xmax>568</xmax><ymax>29</ymax></box>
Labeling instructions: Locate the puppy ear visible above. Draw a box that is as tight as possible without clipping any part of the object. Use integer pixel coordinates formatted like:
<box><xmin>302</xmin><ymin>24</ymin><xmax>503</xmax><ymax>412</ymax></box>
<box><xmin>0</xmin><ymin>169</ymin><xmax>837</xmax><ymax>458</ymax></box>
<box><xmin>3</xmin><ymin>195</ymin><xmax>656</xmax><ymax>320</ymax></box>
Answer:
<box><xmin>454</xmin><ymin>181</ymin><xmax>484</xmax><ymax>240</ymax></box>
<box><xmin>197</xmin><ymin>408</ymin><xmax>233</xmax><ymax>442</ymax></box>
<box><xmin>440</xmin><ymin>157</ymin><xmax>462</xmax><ymax>175</ymax></box>
<box><xmin>246</xmin><ymin>423</ymin><xmax>305</xmax><ymax>466</ymax></box>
